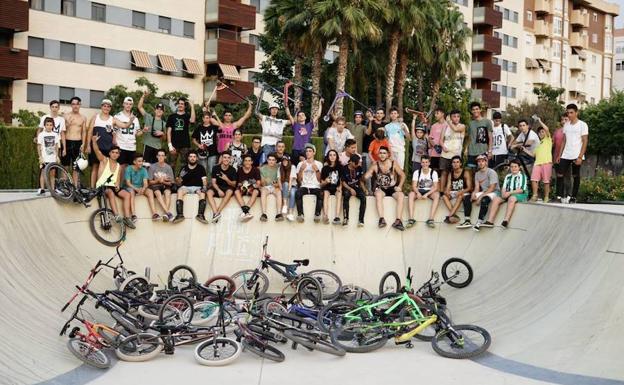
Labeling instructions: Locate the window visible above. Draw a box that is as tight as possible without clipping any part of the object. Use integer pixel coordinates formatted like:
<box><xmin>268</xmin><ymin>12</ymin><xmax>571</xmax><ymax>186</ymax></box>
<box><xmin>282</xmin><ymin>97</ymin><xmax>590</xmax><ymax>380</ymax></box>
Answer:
<box><xmin>158</xmin><ymin>16</ymin><xmax>171</xmax><ymax>34</ymax></box>
<box><xmin>592</xmin><ymin>33</ymin><xmax>598</xmax><ymax>44</ymax></box>
<box><xmin>27</xmin><ymin>83</ymin><xmax>44</xmax><ymax>103</ymax></box>
<box><xmin>91</xmin><ymin>47</ymin><xmax>105</xmax><ymax>65</ymax></box>
<box><xmin>60</xmin><ymin>42</ymin><xmax>75</xmax><ymax>62</ymax></box>
<box><xmin>28</xmin><ymin>37</ymin><xmax>44</xmax><ymax>57</ymax></box>
<box><xmin>59</xmin><ymin>87</ymin><xmax>74</xmax><ymax>104</ymax></box>
<box><xmin>250</xmin><ymin>0</ymin><xmax>261</xmax><ymax>13</ymax></box>
<box><xmin>617</xmin><ymin>63</ymin><xmax>622</xmax><ymax>71</ymax></box>
<box><xmin>61</xmin><ymin>0</ymin><xmax>75</xmax><ymax>16</ymax></box>
<box><xmin>527</xmin><ymin>11</ymin><xmax>533</xmax><ymax>22</ymax></box>
<box><xmin>593</xmin><ymin>13</ymin><xmax>598</xmax><ymax>22</ymax></box>
<box><xmin>562</xmin><ymin>46</ymin><xmax>567</xmax><ymax>60</ymax></box>
<box><xmin>132</xmin><ymin>11</ymin><xmax>145</xmax><ymax>29</ymax></box>
<box><xmin>453</xmin><ymin>0</ymin><xmax>468</xmax><ymax>5</ymax></box>
<box><xmin>553</xmin><ymin>17</ymin><xmax>562</xmax><ymax>36</ymax></box>
<box><xmin>554</xmin><ymin>0</ymin><xmax>563</xmax><ymax>12</ymax></box>
<box><xmin>503</xmin><ymin>9</ymin><xmax>509</xmax><ymax>20</ymax></box>
<box><xmin>592</xmin><ymin>55</ymin><xmax>597</xmax><ymax>64</ymax></box>
<box><xmin>553</xmin><ymin>41</ymin><xmax>561</xmax><ymax>58</ymax></box>
<box><xmin>249</xmin><ymin>34</ymin><xmax>262</xmax><ymax>51</ymax></box>
<box><xmin>91</xmin><ymin>2</ymin><xmax>106</xmax><ymax>22</ymax></box>
<box><xmin>30</xmin><ymin>0</ymin><xmax>44</xmax><ymax>10</ymax></box>
<box><xmin>90</xmin><ymin>90</ymin><xmax>105</xmax><ymax>108</ymax></box>
<box><xmin>183</xmin><ymin>21</ymin><xmax>195</xmax><ymax>38</ymax></box>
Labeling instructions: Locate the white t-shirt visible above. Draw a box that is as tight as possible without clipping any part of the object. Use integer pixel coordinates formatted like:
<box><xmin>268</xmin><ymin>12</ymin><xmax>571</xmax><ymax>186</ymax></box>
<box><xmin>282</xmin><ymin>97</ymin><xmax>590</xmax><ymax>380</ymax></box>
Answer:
<box><xmin>325</xmin><ymin>127</ymin><xmax>354</xmax><ymax>154</ymax></box>
<box><xmin>561</xmin><ymin>120</ymin><xmax>589</xmax><ymax>160</ymax></box>
<box><xmin>114</xmin><ymin>112</ymin><xmax>139</xmax><ymax>151</ymax></box>
<box><xmin>296</xmin><ymin>160</ymin><xmax>323</xmax><ymax>189</ymax></box>
<box><xmin>413</xmin><ymin>168</ymin><xmax>438</xmax><ymax>191</ymax></box>
<box><xmin>515</xmin><ymin>130</ymin><xmax>540</xmax><ymax>154</ymax></box>
<box><xmin>38</xmin><ymin>115</ymin><xmax>66</xmax><ymax>135</ymax></box>
<box><xmin>385</xmin><ymin>122</ymin><xmax>408</xmax><ymax>153</ymax></box>
<box><xmin>37</xmin><ymin>131</ymin><xmax>60</xmax><ymax>163</ymax></box>
<box><xmin>491</xmin><ymin>124</ymin><xmax>512</xmax><ymax>155</ymax></box>
<box><xmin>260</xmin><ymin>115</ymin><xmax>288</xmax><ymax>146</ymax></box>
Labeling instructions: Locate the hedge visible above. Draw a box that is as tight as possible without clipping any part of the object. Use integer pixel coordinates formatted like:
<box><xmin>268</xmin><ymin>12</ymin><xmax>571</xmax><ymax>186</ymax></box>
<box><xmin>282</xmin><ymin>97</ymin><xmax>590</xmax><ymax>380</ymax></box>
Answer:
<box><xmin>0</xmin><ymin>126</ymin><xmax>327</xmax><ymax>189</ymax></box>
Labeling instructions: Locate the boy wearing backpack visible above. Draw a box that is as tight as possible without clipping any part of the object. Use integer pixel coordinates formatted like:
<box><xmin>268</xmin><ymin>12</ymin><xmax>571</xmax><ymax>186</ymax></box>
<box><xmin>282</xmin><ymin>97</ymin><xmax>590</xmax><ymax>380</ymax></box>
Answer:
<box><xmin>407</xmin><ymin>155</ymin><xmax>440</xmax><ymax>228</ymax></box>
<box><xmin>490</xmin><ymin>111</ymin><xmax>513</xmax><ymax>169</ymax></box>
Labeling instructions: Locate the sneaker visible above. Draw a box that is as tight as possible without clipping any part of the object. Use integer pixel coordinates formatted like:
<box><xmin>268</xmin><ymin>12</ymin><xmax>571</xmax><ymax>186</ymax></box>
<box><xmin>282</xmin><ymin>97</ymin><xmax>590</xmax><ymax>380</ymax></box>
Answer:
<box><xmin>322</xmin><ymin>215</ymin><xmax>330</xmax><ymax>224</ymax></box>
<box><xmin>456</xmin><ymin>219</ymin><xmax>472</xmax><ymax>229</ymax></box>
<box><xmin>473</xmin><ymin>220</ymin><xmax>483</xmax><ymax>232</ymax></box>
<box><xmin>332</xmin><ymin>217</ymin><xmax>341</xmax><ymax>225</ymax></box>
<box><xmin>342</xmin><ymin>218</ymin><xmax>348</xmax><ymax>226</ymax></box>
<box><xmin>166</xmin><ymin>212</ymin><xmax>174</xmax><ymax>222</ymax></box>
<box><xmin>481</xmin><ymin>221</ymin><xmax>494</xmax><ymax>228</ymax></box>
<box><xmin>501</xmin><ymin>220</ymin><xmax>509</xmax><ymax>228</ymax></box>
<box><xmin>131</xmin><ymin>215</ymin><xmax>138</xmax><ymax>223</ymax></box>
<box><xmin>530</xmin><ymin>195</ymin><xmax>538</xmax><ymax>202</ymax></box>
<box><xmin>543</xmin><ymin>196</ymin><xmax>550</xmax><ymax>203</ymax></box>
<box><xmin>37</xmin><ymin>188</ymin><xmax>45</xmax><ymax>196</ymax></box>
<box><xmin>123</xmin><ymin>217</ymin><xmax>136</xmax><ymax>229</ymax></box>
<box><xmin>243</xmin><ymin>212</ymin><xmax>254</xmax><ymax>221</ymax></box>
<box><xmin>391</xmin><ymin>219</ymin><xmax>405</xmax><ymax>231</ymax></box>
<box><xmin>260</xmin><ymin>214</ymin><xmax>268</xmax><ymax>222</ymax></box>
<box><xmin>358</xmin><ymin>221</ymin><xmax>364</xmax><ymax>227</ymax></box>
<box><xmin>115</xmin><ymin>215</ymin><xmax>123</xmax><ymax>223</ymax></box>
<box><xmin>281</xmin><ymin>206</ymin><xmax>288</xmax><ymax>215</ymax></box>
<box><xmin>151</xmin><ymin>213</ymin><xmax>160</xmax><ymax>221</ymax></box>
<box><xmin>196</xmin><ymin>214</ymin><xmax>209</xmax><ymax>224</ymax></box>
<box><xmin>212</xmin><ymin>212</ymin><xmax>221</xmax><ymax>223</ymax></box>
<box><xmin>314</xmin><ymin>215</ymin><xmax>321</xmax><ymax>223</ymax></box>
<box><xmin>287</xmin><ymin>213</ymin><xmax>295</xmax><ymax>222</ymax></box>
<box><xmin>275</xmin><ymin>214</ymin><xmax>284</xmax><ymax>222</ymax></box>
<box><xmin>172</xmin><ymin>214</ymin><xmax>184</xmax><ymax>224</ymax></box>
<box><xmin>443</xmin><ymin>216</ymin><xmax>451</xmax><ymax>224</ymax></box>
<box><xmin>378</xmin><ymin>218</ymin><xmax>387</xmax><ymax>228</ymax></box>
<box><xmin>562</xmin><ymin>196</ymin><xmax>570</xmax><ymax>204</ymax></box>
<box><xmin>425</xmin><ymin>219</ymin><xmax>435</xmax><ymax>228</ymax></box>
<box><xmin>451</xmin><ymin>214</ymin><xmax>460</xmax><ymax>223</ymax></box>
<box><xmin>569</xmin><ymin>197</ymin><xmax>577</xmax><ymax>204</ymax></box>
<box><xmin>297</xmin><ymin>215</ymin><xmax>305</xmax><ymax>223</ymax></box>
<box><xmin>406</xmin><ymin>219</ymin><xmax>416</xmax><ymax>228</ymax></box>
<box><xmin>162</xmin><ymin>214</ymin><xmax>170</xmax><ymax>223</ymax></box>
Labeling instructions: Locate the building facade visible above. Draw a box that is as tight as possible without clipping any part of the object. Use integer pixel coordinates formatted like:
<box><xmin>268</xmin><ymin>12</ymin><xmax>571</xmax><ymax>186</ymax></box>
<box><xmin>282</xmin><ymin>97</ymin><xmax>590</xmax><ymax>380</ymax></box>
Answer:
<box><xmin>612</xmin><ymin>28</ymin><xmax>624</xmax><ymax>90</ymax></box>
<box><xmin>0</xmin><ymin>0</ymin><xmax>29</xmax><ymax>123</ymax></box>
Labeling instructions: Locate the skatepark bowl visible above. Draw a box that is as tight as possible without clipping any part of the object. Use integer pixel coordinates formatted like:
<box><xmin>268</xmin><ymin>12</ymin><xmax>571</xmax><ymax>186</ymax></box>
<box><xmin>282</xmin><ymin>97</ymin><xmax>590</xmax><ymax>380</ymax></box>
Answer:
<box><xmin>0</xmin><ymin>194</ymin><xmax>623</xmax><ymax>385</ymax></box>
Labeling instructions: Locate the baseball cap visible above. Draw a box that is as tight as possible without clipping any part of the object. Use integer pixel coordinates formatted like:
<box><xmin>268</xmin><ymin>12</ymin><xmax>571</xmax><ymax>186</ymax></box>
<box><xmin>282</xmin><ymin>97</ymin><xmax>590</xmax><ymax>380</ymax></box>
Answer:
<box><xmin>415</xmin><ymin>124</ymin><xmax>425</xmax><ymax>132</ymax></box>
<box><xmin>354</xmin><ymin>110</ymin><xmax>363</xmax><ymax>116</ymax></box>
<box><xmin>269</xmin><ymin>103</ymin><xmax>279</xmax><ymax>109</ymax></box>
<box><xmin>476</xmin><ymin>154</ymin><xmax>488</xmax><ymax>161</ymax></box>
<box><xmin>101</xmin><ymin>99</ymin><xmax>112</xmax><ymax>106</ymax></box>
<box><xmin>155</xmin><ymin>103</ymin><xmax>164</xmax><ymax>110</ymax></box>
<box><xmin>124</xmin><ymin>96</ymin><xmax>134</xmax><ymax>104</ymax></box>
<box><xmin>304</xmin><ymin>143</ymin><xmax>316</xmax><ymax>152</ymax></box>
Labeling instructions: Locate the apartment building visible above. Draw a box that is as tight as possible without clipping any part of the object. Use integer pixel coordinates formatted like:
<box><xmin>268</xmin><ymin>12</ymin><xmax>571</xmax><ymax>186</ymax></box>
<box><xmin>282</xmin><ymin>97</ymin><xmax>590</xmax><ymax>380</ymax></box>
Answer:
<box><xmin>0</xmin><ymin>0</ymin><xmax>29</xmax><ymax>123</ymax></box>
<box><xmin>612</xmin><ymin>28</ymin><xmax>624</xmax><ymax>90</ymax></box>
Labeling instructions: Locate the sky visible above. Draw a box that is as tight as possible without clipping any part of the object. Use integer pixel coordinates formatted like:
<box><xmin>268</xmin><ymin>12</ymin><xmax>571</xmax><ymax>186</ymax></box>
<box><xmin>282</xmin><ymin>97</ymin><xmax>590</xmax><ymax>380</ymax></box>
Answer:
<box><xmin>614</xmin><ymin>0</ymin><xmax>624</xmax><ymax>28</ymax></box>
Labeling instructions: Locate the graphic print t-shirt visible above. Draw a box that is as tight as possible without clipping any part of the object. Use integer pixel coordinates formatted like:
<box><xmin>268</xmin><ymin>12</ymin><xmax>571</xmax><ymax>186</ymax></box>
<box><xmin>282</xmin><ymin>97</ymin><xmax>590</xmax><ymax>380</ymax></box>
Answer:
<box><xmin>321</xmin><ymin>164</ymin><xmax>341</xmax><ymax>189</ymax></box>
<box><xmin>192</xmin><ymin>124</ymin><xmax>219</xmax><ymax>158</ymax></box>
<box><xmin>413</xmin><ymin>168</ymin><xmax>438</xmax><ymax>191</ymax></box>
<box><xmin>37</xmin><ymin>131</ymin><xmax>60</xmax><ymax>163</ymax></box>
<box><xmin>468</xmin><ymin>118</ymin><xmax>492</xmax><ymax>156</ymax></box>
<box><xmin>166</xmin><ymin>113</ymin><xmax>191</xmax><ymax>148</ymax></box>
<box><xmin>114</xmin><ymin>112</ymin><xmax>139</xmax><ymax>151</ymax></box>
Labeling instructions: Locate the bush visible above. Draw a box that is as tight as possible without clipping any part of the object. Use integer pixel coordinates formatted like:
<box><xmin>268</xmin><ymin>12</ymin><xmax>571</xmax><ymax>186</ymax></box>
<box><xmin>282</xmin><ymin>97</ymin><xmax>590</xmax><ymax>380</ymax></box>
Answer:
<box><xmin>578</xmin><ymin>170</ymin><xmax>624</xmax><ymax>202</ymax></box>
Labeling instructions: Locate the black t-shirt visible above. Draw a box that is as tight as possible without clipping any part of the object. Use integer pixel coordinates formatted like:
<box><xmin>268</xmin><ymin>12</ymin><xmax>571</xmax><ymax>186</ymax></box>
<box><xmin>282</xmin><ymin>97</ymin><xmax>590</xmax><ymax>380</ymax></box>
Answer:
<box><xmin>179</xmin><ymin>164</ymin><xmax>206</xmax><ymax>187</ymax></box>
<box><xmin>365</xmin><ymin>120</ymin><xmax>384</xmax><ymax>151</ymax></box>
<box><xmin>341</xmin><ymin>165</ymin><xmax>364</xmax><ymax>188</ymax></box>
<box><xmin>167</xmin><ymin>113</ymin><xmax>191</xmax><ymax>148</ymax></box>
<box><xmin>249</xmin><ymin>148</ymin><xmax>262</xmax><ymax>167</ymax></box>
<box><xmin>192</xmin><ymin>124</ymin><xmax>219</xmax><ymax>158</ymax></box>
<box><xmin>237</xmin><ymin>166</ymin><xmax>261</xmax><ymax>188</ymax></box>
<box><xmin>321</xmin><ymin>164</ymin><xmax>341</xmax><ymax>188</ymax></box>
<box><xmin>211</xmin><ymin>164</ymin><xmax>237</xmax><ymax>191</ymax></box>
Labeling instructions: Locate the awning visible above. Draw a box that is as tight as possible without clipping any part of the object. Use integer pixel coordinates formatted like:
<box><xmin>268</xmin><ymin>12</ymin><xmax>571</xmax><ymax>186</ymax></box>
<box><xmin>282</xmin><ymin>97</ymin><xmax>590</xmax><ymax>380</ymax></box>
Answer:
<box><xmin>157</xmin><ymin>54</ymin><xmax>179</xmax><ymax>72</ymax></box>
<box><xmin>130</xmin><ymin>50</ymin><xmax>154</xmax><ymax>69</ymax></box>
<box><xmin>525</xmin><ymin>58</ymin><xmax>539</xmax><ymax>69</ymax></box>
<box><xmin>572</xmin><ymin>47</ymin><xmax>587</xmax><ymax>60</ymax></box>
<box><xmin>182</xmin><ymin>58</ymin><xmax>204</xmax><ymax>75</ymax></box>
<box><xmin>219</xmin><ymin>63</ymin><xmax>240</xmax><ymax>81</ymax></box>
<box><xmin>536</xmin><ymin>59</ymin><xmax>551</xmax><ymax>71</ymax></box>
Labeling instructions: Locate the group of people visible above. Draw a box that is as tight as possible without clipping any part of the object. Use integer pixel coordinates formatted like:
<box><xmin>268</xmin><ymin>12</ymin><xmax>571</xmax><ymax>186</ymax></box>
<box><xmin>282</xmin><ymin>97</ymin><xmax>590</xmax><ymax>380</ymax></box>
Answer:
<box><xmin>35</xmin><ymin>92</ymin><xmax>588</xmax><ymax>232</ymax></box>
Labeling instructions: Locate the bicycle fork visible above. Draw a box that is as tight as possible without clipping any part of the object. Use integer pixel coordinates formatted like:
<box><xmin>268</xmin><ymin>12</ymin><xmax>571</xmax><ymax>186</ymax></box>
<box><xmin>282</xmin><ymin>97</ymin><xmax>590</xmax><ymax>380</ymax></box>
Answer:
<box><xmin>394</xmin><ymin>315</ymin><xmax>438</xmax><ymax>343</ymax></box>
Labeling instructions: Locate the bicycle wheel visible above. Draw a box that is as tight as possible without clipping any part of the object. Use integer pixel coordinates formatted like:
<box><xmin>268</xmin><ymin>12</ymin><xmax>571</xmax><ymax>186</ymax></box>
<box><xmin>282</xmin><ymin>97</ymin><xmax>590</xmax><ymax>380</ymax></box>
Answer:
<box><xmin>119</xmin><ymin>275</ymin><xmax>152</xmax><ymax>301</ymax></box>
<box><xmin>242</xmin><ymin>339</ymin><xmax>285</xmax><ymax>362</ymax></box>
<box><xmin>379</xmin><ymin>271</ymin><xmax>401</xmax><ymax>295</ymax></box>
<box><xmin>115</xmin><ymin>333</ymin><xmax>163</xmax><ymax>362</ymax></box>
<box><xmin>262</xmin><ymin>300</ymin><xmax>288</xmax><ymax>316</ymax></box>
<box><xmin>184</xmin><ymin>301</ymin><xmax>219</xmax><ymax>326</ymax></box>
<box><xmin>194</xmin><ymin>337</ymin><xmax>241</xmax><ymax>366</ymax></box>
<box><xmin>44</xmin><ymin>163</ymin><xmax>75</xmax><ymax>203</ymax></box>
<box><xmin>231</xmin><ymin>269</ymin><xmax>269</xmax><ymax>299</ymax></box>
<box><xmin>398</xmin><ymin>307</ymin><xmax>436</xmax><ymax>342</ymax></box>
<box><xmin>283</xmin><ymin>329</ymin><xmax>346</xmax><ymax>356</ymax></box>
<box><xmin>431</xmin><ymin>324</ymin><xmax>491</xmax><ymax>359</ymax></box>
<box><xmin>167</xmin><ymin>265</ymin><xmax>197</xmax><ymax>291</ymax></box>
<box><xmin>66</xmin><ymin>338</ymin><xmax>111</xmax><ymax>369</ymax></box>
<box><xmin>329</xmin><ymin>322</ymin><xmax>388</xmax><ymax>353</ymax></box>
<box><xmin>89</xmin><ymin>208</ymin><xmax>125</xmax><ymax>247</ymax></box>
<box><xmin>441</xmin><ymin>258</ymin><xmax>473</xmax><ymax>288</ymax></box>
<box><xmin>306</xmin><ymin>270</ymin><xmax>342</xmax><ymax>300</ymax></box>
<box><xmin>158</xmin><ymin>295</ymin><xmax>194</xmax><ymax>326</ymax></box>
<box><xmin>317</xmin><ymin>302</ymin><xmax>358</xmax><ymax>333</ymax></box>
<box><xmin>295</xmin><ymin>277</ymin><xmax>323</xmax><ymax>308</ymax></box>
<box><xmin>203</xmin><ymin>275</ymin><xmax>237</xmax><ymax>299</ymax></box>
<box><xmin>137</xmin><ymin>303</ymin><xmax>163</xmax><ymax>321</ymax></box>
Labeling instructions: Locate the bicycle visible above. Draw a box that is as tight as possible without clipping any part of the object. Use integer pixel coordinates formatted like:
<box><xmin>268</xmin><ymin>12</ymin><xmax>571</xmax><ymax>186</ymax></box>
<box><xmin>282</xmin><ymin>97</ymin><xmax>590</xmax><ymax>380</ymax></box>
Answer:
<box><xmin>231</xmin><ymin>236</ymin><xmax>342</xmax><ymax>302</ymax></box>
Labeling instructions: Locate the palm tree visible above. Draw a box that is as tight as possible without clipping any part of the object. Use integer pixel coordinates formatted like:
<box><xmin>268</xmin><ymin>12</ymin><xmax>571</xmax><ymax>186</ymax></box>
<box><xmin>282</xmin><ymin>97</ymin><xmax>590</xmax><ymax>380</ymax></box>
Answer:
<box><xmin>311</xmin><ymin>0</ymin><xmax>386</xmax><ymax>117</ymax></box>
<box><xmin>395</xmin><ymin>26</ymin><xmax>434</xmax><ymax>118</ymax></box>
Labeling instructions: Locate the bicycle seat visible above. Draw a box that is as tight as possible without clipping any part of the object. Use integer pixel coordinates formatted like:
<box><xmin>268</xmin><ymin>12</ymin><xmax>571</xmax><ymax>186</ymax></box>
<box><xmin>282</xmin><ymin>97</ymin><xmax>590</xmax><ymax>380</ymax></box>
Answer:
<box><xmin>293</xmin><ymin>259</ymin><xmax>309</xmax><ymax>266</ymax></box>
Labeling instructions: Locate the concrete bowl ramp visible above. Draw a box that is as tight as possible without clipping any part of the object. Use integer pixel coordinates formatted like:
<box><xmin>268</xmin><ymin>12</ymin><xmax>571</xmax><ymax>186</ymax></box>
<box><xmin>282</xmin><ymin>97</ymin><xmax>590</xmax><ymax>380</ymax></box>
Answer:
<box><xmin>1</xmin><ymin>195</ymin><xmax>623</xmax><ymax>385</ymax></box>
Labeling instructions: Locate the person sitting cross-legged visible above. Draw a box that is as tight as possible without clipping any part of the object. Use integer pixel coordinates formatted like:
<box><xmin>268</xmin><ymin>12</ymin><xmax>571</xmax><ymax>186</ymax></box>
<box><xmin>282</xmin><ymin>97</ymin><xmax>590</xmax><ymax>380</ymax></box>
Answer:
<box><xmin>173</xmin><ymin>150</ymin><xmax>208</xmax><ymax>224</ymax></box>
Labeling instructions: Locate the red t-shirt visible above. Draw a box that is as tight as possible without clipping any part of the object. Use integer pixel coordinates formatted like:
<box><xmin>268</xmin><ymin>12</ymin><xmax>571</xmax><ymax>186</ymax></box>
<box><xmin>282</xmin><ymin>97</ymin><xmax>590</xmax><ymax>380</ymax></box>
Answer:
<box><xmin>368</xmin><ymin>139</ymin><xmax>390</xmax><ymax>162</ymax></box>
<box><xmin>552</xmin><ymin>128</ymin><xmax>564</xmax><ymax>159</ymax></box>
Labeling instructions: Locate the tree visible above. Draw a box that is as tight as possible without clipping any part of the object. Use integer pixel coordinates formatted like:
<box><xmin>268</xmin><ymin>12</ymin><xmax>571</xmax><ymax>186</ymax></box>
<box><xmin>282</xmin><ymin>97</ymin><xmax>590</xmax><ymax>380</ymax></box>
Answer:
<box><xmin>12</xmin><ymin>109</ymin><xmax>45</xmax><ymax>127</ymax></box>
<box><xmin>581</xmin><ymin>90</ymin><xmax>624</xmax><ymax>157</ymax></box>
<box><xmin>533</xmin><ymin>85</ymin><xmax>565</xmax><ymax>103</ymax></box>
<box><xmin>503</xmin><ymin>99</ymin><xmax>564</xmax><ymax>135</ymax></box>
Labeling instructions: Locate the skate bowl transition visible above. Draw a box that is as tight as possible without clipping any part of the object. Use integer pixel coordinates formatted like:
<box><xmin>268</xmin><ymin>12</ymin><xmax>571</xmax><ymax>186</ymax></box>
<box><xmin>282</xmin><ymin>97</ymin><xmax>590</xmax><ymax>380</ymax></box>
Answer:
<box><xmin>0</xmin><ymin>195</ymin><xmax>623</xmax><ymax>385</ymax></box>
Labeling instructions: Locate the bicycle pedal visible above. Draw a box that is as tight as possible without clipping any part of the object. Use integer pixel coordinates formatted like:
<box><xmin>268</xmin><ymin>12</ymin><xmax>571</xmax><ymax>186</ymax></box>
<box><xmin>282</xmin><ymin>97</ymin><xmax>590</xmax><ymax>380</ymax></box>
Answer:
<box><xmin>406</xmin><ymin>342</ymin><xmax>413</xmax><ymax>349</ymax></box>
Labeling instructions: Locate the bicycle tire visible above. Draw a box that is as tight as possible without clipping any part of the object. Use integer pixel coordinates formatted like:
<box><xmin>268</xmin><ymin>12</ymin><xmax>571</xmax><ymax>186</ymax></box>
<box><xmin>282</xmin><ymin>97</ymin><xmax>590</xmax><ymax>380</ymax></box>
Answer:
<box><xmin>242</xmin><ymin>339</ymin><xmax>285</xmax><ymax>362</ymax></box>
<box><xmin>317</xmin><ymin>302</ymin><xmax>358</xmax><ymax>333</ymax></box>
<box><xmin>66</xmin><ymin>338</ymin><xmax>111</xmax><ymax>369</ymax></box>
<box><xmin>119</xmin><ymin>275</ymin><xmax>152</xmax><ymax>301</ymax></box>
<box><xmin>283</xmin><ymin>329</ymin><xmax>345</xmax><ymax>356</ymax></box>
<box><xmin>203</xmin><ymin>275</ymin><xmax>237</xmax><ymax>299</ymax></box>
<box><xmin>431</xmin><ymin>324</ymin><xmax>491</xmax><ymax>359</ymax></box>
<box><xmin>262</xmin><ymin>300</ymin><xmax>288</xmax><ymax>316</ymax></box>
<box><xmin>115</xmin><ymin>333</ymin><xmax>163</xmax><ymax>362</ymax></box>
<box><xmin>167</xmin><ymin>265</ymin><xmax>197</xmax><ymax>291</ymax></box>
<box><xmin>194</xmin><ymin>337</ymin><xmax>241</xmax><ymax>366</ymax></box>
<box><xmin>378</xmin><ymin>271</ymin><xmax>401</xmax><ymax>295</ymax></box>
<box><xmin>306</xmin><ymin>270</ymin><xmax>342</xmax><ymax>300</ymax></box>
<box><xmin>89</xmin><ymin>208</ymin><xmax>125</xmax><ymax>247</ymax></box>
<box><xmin>183</xmin><ymin>301</ymin><xmax>219</xmax><ymax>326</ymax></box>
<box><xmin>441</xmin><ymin>258</ymin><xmax>473</xmax><ymax>288</ymax></box>
<box><xmin>158</xmin><ymin>294</ymin><xmax>194</xmax><ymax>326</ymax></box>
<box><xmin>231</xmin><ymin>269</ymin><xmax>269</xmax><ymax>299</ymax></box>
<box><xmin>329</xmin><ymin>322</ymin><xmax>388</xmax><ymax>353</ymax></box>
<box><xmin>44</xmin><ymin>163</ymin><xmax>75</xmax><ymax>203</ymax></box>
<box><xmin>137</xmin><ymin>303</ymin><xmax>163</xmax><ymax>321</ymax></box>
<box><xmin>295</xmin><ymin>277</ymin><xmax>323</xmax><ymax>308</ymax></box>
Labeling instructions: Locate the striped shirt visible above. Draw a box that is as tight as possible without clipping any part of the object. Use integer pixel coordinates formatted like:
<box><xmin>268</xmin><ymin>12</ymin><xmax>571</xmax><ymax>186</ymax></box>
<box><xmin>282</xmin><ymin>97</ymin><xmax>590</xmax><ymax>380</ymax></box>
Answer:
<box><xmin>502</xmin><ymin>172</ymin><xmax>527</xmax><ymax>194</ymax></box>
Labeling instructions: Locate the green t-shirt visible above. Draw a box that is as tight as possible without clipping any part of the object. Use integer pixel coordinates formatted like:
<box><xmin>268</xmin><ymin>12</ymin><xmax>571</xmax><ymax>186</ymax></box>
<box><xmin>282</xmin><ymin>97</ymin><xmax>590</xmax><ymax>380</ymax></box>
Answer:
<box><xmin>260</xmin><ymin>165</ymin><xmax>279</xmax><ymax>186</ymax></box>
<box><xmin>142</xmin><ymin>112</ymin><xmax>166</xmax><ymax>150</ymax></box>
<box><xmin>468</xmin><ymin>118</ymin><xmax>493</xmax><ymax>156</ymax></box>
<box><xmin>347</xmin><ymin>123</ymin><xmax>366</xmax><ymax>154</ymax></box>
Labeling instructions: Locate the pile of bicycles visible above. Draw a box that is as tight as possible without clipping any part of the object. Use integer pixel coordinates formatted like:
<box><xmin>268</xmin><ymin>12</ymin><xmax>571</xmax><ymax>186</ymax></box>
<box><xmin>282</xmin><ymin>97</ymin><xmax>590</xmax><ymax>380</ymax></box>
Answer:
<box><xmin>59</xmin><ymin>237</ymin><xmax>490</xmax><ymax>369</ymax></box>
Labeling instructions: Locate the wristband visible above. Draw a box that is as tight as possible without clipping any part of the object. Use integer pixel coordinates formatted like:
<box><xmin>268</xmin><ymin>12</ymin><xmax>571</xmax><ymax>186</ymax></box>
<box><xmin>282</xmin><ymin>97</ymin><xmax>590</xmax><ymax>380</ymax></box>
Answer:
<box><xmin>168</xmin><ymin>143</ymin><xmax>174</xmax><ymax>152</ymax></box>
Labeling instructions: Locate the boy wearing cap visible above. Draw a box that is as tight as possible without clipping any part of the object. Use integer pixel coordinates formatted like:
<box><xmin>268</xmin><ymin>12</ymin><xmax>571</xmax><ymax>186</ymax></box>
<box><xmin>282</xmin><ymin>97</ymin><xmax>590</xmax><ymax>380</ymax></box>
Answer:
<box><xmin>286</xmin><ymin>99</ymin><xmax>324</xmax><ymax>165</ymax></box>
<box><xmin>294</xmin><ymin>144</ymin><xmax>324</xmax><ymax>222</ymax></box>
<box><xmin>256</xmin><ymin>103</ymin><xmax>290</xmax><ymax>162</ymax></box>
<box><xmin>138</xmin><ymin>91</ymin><xmax>166</xmax><ymax>166</ymax></box>
<box><xmin>410</xmin><ymin>115</ymin><xmax>428</xmax><ymax>172</ymax></box>
<box><xmin>470</xmin><ymin>154</ymin><xmax>500</xmax><ymax>231</ymax></box>
<box><xmin>341</xmin><ymin>153</ymin><xmax>368</xmax><ymax>226</ymax></box>
<box><xmin>114</xmin><ymin>96</ymin><xmax>141</xmax><ymax>177</ymax></box>
<box><xmin>166</xmin><ymin>97</ymin><xmax>196</xmax><ymax>170</ymax></box>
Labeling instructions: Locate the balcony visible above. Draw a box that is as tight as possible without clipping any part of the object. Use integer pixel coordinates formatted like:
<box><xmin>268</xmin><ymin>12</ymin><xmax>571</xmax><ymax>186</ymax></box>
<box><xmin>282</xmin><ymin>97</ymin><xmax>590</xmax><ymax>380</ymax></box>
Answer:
<box><xmin>471</xmin><ymin>62</ymin><xmax>501</xmax><ymax>82</ymax></box>
<box><xmin>535</xmin><ymin>0</ymin><xmax>551</xmax><ymax>14</ymax></box>
<box><xmin>205</xmin><ymin>29</ymin><xmax>255</xmax><ymax>68</ymax></box>
<box><xmin>533</xmin><ymin>45</ymin><xmax>550</xmax><ymax>61</ymax></box>
<box><xmin>204</xmin><ymin>79</ymin><xmax>254</xmax><ymax>104</ymax></box>
<box><xmin>0</xmin><ymin>0</ymin><xmax>28</xmax><ymax>32</ymax></box>
<box><xmin>472</xmin><ymin>34</ymin><xmax>502</xmax><ymax>55</ymax></box>
<box><xmin>0</xmin><ymin>46</ymin><xmax>28</xmax><ymax>80</ymax></box>
<box><xmin>570</xmin><ymin>32</ymin><xmax>588</xmax><ymax>49</ymax></box>
<box><xmin>534</xmin><ymin>70</ymin><xmax>550</xmax><ymax>85</ymax></box>
<box><xmin>534</xmin><ymin>20</ymin><xmax>550</xmax><ymax>37</ymax></box>
<box><xmin>205</xmin><ymin>0</ymin><xmax>256</xmax><ymax>30</ymax></box>
<box><xmin>568</xmin><ymin>77</ymin><xmax>586</xmax><ymax>94</ymax></box>
<box><xmin>473</xmin><ymin>7</ymin><xmax>502</xmax><ymax>29</ymax></box>
<box><xmin>471</xmin><ymin>89</ymin><xmax>500</xmax><ymax>108</ymax></box>
<box><xmin>569</xmin><ymin>54</ymin><xmax>585</xmax><ymax>71</ymax></box>
<box><xmin>571</xmin><ymin>9</ymin><xmax>589</xmax><ymax>27</ymax></box>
